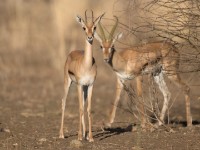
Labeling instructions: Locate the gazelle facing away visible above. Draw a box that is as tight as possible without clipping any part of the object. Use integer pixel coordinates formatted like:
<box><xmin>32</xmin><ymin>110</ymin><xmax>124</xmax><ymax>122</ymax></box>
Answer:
<box><xmin>59</xmin><ymin>10</ymin><xmax>104</xmax><ymax>142</ymax></box>
<box><xmin>95</xmin><ymin>16</ymin><xmax>192</xmax><ymax>128</ymax></box>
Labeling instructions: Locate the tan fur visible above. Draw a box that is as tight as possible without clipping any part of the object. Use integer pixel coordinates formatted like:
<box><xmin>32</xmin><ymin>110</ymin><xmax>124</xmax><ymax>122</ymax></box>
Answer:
<box><xmin>59</xmin><ymin>11</ymin><xmax>104</xmax><ymax>142</ymax></box>
<box><xmin>95</xmin><ymin>31</ymin><xmax>192</xmax><ymax>127</ymax></box>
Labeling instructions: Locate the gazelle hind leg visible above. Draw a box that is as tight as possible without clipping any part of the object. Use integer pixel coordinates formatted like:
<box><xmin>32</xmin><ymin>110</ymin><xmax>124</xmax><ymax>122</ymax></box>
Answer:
<box><xmin>167</xmin><ymin>73</ymin><xmax>192</xmax><ymax>127</ymax></box>
<box><xmin>136</xmin><ymin>76</ymin><xmax>147</xmax><ymax>128</ymax></box>
<box><xmin>154</xmin><ymin>72</ymin><xmax>171</xmax><ymax>126</ymax></box>
<box><xmin>59</xmin><ymin>75</ymin><xmax>71</xmax><ymax>138</ymax></box>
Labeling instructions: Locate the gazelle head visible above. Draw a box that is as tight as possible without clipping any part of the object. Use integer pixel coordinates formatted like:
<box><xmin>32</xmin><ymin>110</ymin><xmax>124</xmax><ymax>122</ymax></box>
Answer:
<box><xmin>76</xmin><ymin>10</ymin><xmax>105</xmax><ymax>45</ymax></box>
<box><xmin>94</xmin><ymin>16</ymin><xmax>123</xmax><ymax>62</ymax></box>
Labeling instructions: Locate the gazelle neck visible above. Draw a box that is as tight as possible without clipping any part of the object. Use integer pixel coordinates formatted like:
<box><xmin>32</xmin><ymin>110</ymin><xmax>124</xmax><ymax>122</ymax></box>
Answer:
<box><xmin>109</xmin><ymin>49</ymin><xmax>126</xmax><ymax>72</ymax></box>
<box><xmin>83</xmin><ymin>39</ymin><xmax>93</xmax><ymax>69</ymax></box>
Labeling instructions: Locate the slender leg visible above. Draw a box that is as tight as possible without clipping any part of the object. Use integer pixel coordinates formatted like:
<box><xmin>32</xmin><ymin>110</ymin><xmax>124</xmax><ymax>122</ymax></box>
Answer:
<box><xmin>136</xmin><ymin>76</ymin><xmax>146</xmax><ymax>127</ymax></box>
<box><xmin>107</xmin><ymin>78</ymin><xmax>123</xmax><ymax>127</ymax></box>
<box><xmin>82</xmin><ymin>86</ymin><xmax>88</xmax><ymax>139</ymax></box>
<box><xmin>154</xmin><ymin>72</ymin><xmax>171</xmax><ymax>125</ymax></box>
<box><xmin>59</xmin><ymin>75</ymin><xmax>71</xmax><ymax>138</ymax></box>
<box><xmin>167</xmin><ymin>74</ymin><xmax>192</xmax><ymax>127</ymax></box>
<box><xmin>163</xmin><ymin>53</ymin><xmax>192</xmax><ymax>127</ymax></box>
<box><xmin>77</xmin><ymin>85</ymin><xmax>84</xmax><ymax>140</ymax></box>
<box><xmin>87</xmin><ymin>85</ymin><xmax>94</xmax><ymax>142</ymax></box>
<box><xmin>82</xmin><ymin>88</ymin><xmax>86</xmax><ymax>139</ymax></box>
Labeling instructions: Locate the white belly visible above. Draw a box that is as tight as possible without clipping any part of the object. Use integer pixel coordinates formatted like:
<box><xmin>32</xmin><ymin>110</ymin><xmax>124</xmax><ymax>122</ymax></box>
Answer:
<box><xmin>79</xmin><ymin>74</ymin><xmax>95</xmax><ymax>85</ymax></box>
<box><xmin>116</xmin><ymin>72</ymin><xmax>134</xmax><ymax>80</ymax></box>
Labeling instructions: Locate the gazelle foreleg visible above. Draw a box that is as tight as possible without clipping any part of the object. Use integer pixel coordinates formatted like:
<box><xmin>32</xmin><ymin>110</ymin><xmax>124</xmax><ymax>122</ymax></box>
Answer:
<box><xmin>154</xmin><ymin>72</ymin><xmax>171</xmax><ymax>125</ymax></box>
<box><xmin>77</xmin><ymin>85</ymin><xmax>85</xmax><ymax>141</ymax></box>
<box><xmin>82</xmin><ymin>86</ymin><xmax>88</xmax><ymax>139</ymax></box>
<box><xmin>59</xmin><ymin>75</ymin><xmax>71</xmax><ymax>138</ymax></box>
<box><xmin>107</xmin><ymin>78</ymin><xmax>123</xmax><ymax>127</ymax></box>
<box><xmin>86</xmin><ymin>85</ymin><xmax>94</xmax><ymax>142</ymax></box>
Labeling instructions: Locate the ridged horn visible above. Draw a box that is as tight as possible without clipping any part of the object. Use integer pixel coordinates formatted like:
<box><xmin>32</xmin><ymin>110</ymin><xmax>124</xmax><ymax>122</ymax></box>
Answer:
<box><xmin>85</xmin><ymin>10</ymin><xmax>88</xmax><ymax>23</ymax></box>
<box><xmin>109</xmin><ymin>16</ymin><xmax>118</xmax><ymax>40</ymax></box>
<box><xmin>85</xmin><ymin>9</ymin><xmax>94</xmax><ymax>23</ymax></box>
<box><xmin>91</xmin><ymin>9</ymin><xmax>94</xmax><ymax>22</ymax></box>
<box><xmin>98</xmin><ymin>22</ymin><xmax>106</xmax><ymax>42</ymax></box>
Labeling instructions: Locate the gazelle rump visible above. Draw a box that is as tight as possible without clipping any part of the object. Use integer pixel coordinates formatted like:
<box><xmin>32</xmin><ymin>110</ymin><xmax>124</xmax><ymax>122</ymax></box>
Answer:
<box><xmin>95</xmin><ymin>16</ymin><xmax>192</xmax><ymax>128</ymax></box>
<box><xmin>59</xmin><ymin>10</ymin><xmax>104</xmax><ymax>142</ymax></box>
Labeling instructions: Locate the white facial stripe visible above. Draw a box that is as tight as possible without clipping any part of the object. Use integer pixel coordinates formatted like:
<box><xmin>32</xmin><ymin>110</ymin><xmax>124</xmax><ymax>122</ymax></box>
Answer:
<box><xmin>93</xmin><ymin>26</ymin><xmax>96</xmax><ymax>32</ymax></box>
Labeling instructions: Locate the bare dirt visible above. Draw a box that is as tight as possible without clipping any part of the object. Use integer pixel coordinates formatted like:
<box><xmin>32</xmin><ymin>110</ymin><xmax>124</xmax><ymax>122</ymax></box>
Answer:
<box><xmin>0</xmin><ymin>49</ymin><xmax>200</xmax><ymax>150</ymax></box>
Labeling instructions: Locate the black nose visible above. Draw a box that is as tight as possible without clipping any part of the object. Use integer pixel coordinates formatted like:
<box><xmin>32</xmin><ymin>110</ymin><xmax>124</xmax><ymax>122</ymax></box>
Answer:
<box><xmin>87</xmin><ymin>37</ymin><xmax>93</xmax><ymax>44</ymax></box>
<box><xmin>104</xmin><ymin>59</ymin><xmax>109</xmax><ymax>63</ymax></box>
<box><xmin>88</xmin><ymin>37</ymin><xmax>93</xmax><ymax>40</ymax></box>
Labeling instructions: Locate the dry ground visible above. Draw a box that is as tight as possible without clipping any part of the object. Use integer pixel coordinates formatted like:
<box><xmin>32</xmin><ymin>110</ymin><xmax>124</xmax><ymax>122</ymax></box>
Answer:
<box><xmin>0</xmin><ymin>47</ymin><xmax>200</xmax><ymax>150</ymax></box>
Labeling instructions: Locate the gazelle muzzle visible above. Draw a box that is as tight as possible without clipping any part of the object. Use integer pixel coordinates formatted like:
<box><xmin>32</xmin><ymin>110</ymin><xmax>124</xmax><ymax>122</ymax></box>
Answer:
<box><xmin>87</xmin><ymin>36</ymin><xmax>93</xmax><ymax>45</ymax></box>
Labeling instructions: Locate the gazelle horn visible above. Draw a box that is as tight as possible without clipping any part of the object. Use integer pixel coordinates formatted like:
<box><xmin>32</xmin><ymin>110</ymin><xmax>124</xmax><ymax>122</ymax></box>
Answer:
<box><xmin>85</xmin><ymin>9</ymin><xmax>94</xmax><ymax>23</ymax></box>
<box><xmin>109</xmin><ymin>16</ymin><xmax>118</xmax><ymax>41</ymax></box>
<box><xmin>98</xmin><ymin>22</ymin><xmax>106</xmax><ymax>42</ymax></box>
<box><xmin>91</xmin><ymin>9</ymin><xmax>94</xmax><ymax>22</ymax></box>
<box><xmin>85</xmin><ymin>10</ymin><xmax>88</xmax><ymax>23</ymax></box>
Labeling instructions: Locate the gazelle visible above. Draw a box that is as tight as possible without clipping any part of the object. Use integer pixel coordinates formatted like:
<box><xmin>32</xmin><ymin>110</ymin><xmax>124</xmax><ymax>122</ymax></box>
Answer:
<box><xmin>59</xmin><ymin>10</ymin><xmax>104</xmax><ymax>142</ymax></box>
<box><xmin>95</xmin><ymin>16</ymin><xmax>192</xmax><ymax>128</ymax></box>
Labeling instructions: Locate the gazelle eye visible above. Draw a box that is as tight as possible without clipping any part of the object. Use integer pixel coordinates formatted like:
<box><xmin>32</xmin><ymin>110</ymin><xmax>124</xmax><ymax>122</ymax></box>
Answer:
<box><xmin>93</xmin><ymin>26</ymin><xmax>96</xmax><ymax>31</ymax></box>
<box><xmin>83</xmin><ymin>27</ymin><xmax>86</xmax><ymax>31</ymax></box>
<box><xmin>100</xmin><ymin>46</ymin><xmax>103</xmax><ymax>49</ymax></box>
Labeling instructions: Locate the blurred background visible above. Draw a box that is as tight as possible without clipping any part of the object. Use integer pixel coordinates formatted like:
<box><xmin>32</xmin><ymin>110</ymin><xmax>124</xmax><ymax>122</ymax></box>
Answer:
<box><xmin>0</xmin><ymin>0</ymin><xmax>118</xmax><ymax>77</ymax></box>
<box><xmin>0</xmin><ymin>0</ymin><xmax>199</xmax><ymax>77</ymax></box>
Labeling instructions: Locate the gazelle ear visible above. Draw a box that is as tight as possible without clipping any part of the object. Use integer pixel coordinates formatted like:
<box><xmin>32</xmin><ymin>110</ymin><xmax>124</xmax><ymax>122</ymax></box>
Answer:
<box><xmin>94</xmin><ymin>32</ymin><xmax>103</xmax><ymax>43</ymax></box>
<box><xmin>93</xmin><ymin>13</ymin><xmax>105</xmax><ymax>27</ymax></box>
<box><xmin>76</xmin><ymin>15</ymin><xmax>86</xmax><ymax>27</ymax></box>
<box><xmin>112</xmin><ymin>32</ymin><xmax>123</xmax><ymax>44</ymax></box>
<box><xmin>115</xmin><ymin>32</ymin><xmax>123</xmax><ymax>40</ymax></box>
